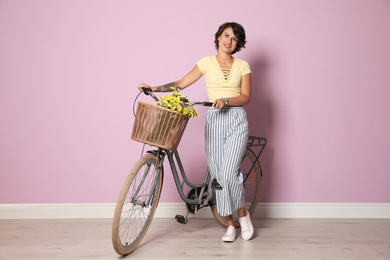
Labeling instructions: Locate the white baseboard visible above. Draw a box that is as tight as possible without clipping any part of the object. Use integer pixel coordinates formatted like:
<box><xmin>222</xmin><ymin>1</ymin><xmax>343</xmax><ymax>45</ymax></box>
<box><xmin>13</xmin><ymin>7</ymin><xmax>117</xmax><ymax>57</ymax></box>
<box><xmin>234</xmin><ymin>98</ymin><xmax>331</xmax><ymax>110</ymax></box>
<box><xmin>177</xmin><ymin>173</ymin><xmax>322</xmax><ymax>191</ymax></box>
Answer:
<box><xmin>0</xmin><ymin>203</ymin><xmax>389</xmax><ymax>220</ymax></box>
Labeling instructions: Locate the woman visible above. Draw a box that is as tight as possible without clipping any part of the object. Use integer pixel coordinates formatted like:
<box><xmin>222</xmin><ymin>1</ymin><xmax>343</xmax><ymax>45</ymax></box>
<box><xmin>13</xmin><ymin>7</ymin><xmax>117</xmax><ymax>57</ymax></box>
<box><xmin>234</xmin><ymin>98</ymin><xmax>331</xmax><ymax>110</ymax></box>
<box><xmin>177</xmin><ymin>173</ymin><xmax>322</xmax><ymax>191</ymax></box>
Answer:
<box><xmin>138</xmin><ymin>22</ymin><xmax>253</xmax><ymax>242</ymax></box>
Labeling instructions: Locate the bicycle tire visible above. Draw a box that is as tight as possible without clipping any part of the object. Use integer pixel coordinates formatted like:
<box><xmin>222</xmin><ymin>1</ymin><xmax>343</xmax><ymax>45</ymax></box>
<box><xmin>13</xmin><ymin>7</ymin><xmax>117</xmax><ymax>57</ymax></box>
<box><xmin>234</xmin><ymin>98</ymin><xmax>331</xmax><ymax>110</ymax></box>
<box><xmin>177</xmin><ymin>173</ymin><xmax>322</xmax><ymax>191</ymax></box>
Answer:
<box><xmin>112</xmin><ymin>153</ymin><xmax>163</xmax><ymax>256</ymax></box>
<box><xmin>210</xmin><ymin>148</ymin><xmax>262</xmax><ymax>227</ymax></box>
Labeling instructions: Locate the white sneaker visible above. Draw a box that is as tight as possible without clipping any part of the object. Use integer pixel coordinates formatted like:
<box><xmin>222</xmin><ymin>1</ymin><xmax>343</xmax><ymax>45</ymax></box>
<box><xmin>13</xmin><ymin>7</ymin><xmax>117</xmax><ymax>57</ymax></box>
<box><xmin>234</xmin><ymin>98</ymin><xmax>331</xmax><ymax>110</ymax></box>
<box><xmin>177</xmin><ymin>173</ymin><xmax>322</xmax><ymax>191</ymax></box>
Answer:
<box><xmin>222</xmin><ymin>225</ymin><xmax>236</xmax><ymax>242</ymax></box>
<box><xmin>239</xmin><ymin>210</ymin><xmax>254</xmax><ymax>240</ymax></box>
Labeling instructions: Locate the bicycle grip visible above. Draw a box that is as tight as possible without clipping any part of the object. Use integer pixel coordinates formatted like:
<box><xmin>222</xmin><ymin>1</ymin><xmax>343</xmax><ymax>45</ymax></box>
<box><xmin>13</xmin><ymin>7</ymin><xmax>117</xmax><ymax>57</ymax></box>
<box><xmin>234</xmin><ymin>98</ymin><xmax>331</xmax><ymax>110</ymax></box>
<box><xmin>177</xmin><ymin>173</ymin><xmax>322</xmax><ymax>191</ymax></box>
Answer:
<box><xmin>141</xmin><ymin>87</ymin><xmax>152</xmax><ymax>95</ymax></box>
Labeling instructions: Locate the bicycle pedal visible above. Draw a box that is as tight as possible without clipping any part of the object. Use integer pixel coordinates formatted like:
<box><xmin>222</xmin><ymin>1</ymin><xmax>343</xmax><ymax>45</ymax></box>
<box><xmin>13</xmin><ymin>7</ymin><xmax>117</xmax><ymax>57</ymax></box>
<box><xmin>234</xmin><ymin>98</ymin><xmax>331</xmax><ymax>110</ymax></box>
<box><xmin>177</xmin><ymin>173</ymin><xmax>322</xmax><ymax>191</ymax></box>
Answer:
<box><xmin>212</xmin><ymin>179</ymin><xmax>222</xmax><ymax>190</ymax></box>
<box><xmin>175</xmin><ymin>215</ymin><xmax>188</xmax><ymax>224</ymax></box>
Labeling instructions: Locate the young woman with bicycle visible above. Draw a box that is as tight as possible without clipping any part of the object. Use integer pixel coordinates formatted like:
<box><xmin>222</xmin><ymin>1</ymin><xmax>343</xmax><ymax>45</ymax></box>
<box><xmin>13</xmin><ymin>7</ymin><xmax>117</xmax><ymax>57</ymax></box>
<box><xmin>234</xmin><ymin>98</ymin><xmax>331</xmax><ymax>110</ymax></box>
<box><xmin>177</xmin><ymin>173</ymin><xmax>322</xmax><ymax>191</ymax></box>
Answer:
<box><xmin>138</xmin><ymin>22</ymin><xmax>253</xmax><ymax>242</ymax></box>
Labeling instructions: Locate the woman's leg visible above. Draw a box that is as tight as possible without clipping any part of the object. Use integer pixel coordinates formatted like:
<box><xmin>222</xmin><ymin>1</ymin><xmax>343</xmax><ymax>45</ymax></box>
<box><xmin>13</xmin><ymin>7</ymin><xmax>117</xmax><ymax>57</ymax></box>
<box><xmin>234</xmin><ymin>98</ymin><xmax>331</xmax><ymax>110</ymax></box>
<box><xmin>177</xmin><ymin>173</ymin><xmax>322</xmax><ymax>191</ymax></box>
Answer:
<box><xmin>206</xmin><ymin>108</ymin><xmax>252</xmax><ymax>241</ymax></box>
<box><xmin>223</xmin><ymin>207</ymin><xmax>252</xmax><ymax>242</ymax></box>
<box><xmin>225</xmin><ymin>215</ymin><xmax>234</xmax><ymax>226</ymax></box>
<box><xmin>225</xmin><ymin>207</ymin><xmax>247</xmax><ymax>225</ymax></box>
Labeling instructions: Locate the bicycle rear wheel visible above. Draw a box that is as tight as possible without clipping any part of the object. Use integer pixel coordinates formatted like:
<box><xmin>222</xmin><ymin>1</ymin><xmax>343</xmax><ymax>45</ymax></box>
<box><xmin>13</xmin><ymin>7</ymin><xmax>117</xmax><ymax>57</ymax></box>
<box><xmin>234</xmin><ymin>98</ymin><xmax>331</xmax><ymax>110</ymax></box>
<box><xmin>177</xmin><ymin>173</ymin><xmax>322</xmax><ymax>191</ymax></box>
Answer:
<box><xmin>210</xmin><ymin>148</ymin><xmax>262</xmax><ymax>227</ymax></box>
<box><xmin>112</xmin><ymin>153</ymin><xmax>163</xmax><ymax>256</ymax></box>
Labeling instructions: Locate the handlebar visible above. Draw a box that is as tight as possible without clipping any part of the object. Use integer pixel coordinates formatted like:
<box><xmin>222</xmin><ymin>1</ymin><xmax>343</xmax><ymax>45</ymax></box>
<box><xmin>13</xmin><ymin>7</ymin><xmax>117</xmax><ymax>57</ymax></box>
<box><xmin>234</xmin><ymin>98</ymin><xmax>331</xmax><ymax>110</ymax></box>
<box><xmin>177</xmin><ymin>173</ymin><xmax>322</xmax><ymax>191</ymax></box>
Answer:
<box><xmin>140</xmin><ymin>87</ymin><xmax>248</xmax><ymax>108</ymax></box>
<box><xmin>141</xmin><ymin>87</ymin><xmax>213</xmax><ymax>107</ymax></box>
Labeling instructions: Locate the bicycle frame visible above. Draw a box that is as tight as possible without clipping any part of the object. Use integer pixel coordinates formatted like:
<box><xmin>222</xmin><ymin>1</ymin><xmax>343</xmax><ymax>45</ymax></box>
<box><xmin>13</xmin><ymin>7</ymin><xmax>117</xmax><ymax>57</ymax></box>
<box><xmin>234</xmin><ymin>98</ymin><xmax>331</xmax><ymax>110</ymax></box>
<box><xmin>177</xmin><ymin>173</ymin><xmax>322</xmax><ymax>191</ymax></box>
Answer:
<box><xmin>153</xmin><ymin>148</ymin><xmax>214</xmax><ymax>207</ymax></box>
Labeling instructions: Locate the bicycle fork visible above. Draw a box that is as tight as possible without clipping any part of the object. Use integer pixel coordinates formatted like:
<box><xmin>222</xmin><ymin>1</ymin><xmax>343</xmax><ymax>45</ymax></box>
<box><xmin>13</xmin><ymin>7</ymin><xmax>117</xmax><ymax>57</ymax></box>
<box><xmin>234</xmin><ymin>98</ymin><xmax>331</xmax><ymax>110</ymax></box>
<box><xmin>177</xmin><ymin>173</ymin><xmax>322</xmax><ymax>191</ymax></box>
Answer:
<box><xmin>132</xmin><ymin>151</ymin><xmax>164</xmax><ymax>208</ymax></box>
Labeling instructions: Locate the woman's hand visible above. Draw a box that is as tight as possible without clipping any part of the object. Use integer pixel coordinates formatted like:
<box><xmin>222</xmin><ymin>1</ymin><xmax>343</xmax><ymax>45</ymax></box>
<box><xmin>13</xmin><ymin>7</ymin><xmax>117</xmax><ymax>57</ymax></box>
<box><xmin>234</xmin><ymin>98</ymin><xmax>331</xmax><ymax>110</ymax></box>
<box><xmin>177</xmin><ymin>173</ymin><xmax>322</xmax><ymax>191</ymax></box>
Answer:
<box><xmin>213</xmin><ymin>98</ymin><xmax>226</xmax><ymax>109</ymax></box>
<box><xmin>138</xmin><ymin>82</ymin><xmax>151</xmax><ymax>91</ymax></box>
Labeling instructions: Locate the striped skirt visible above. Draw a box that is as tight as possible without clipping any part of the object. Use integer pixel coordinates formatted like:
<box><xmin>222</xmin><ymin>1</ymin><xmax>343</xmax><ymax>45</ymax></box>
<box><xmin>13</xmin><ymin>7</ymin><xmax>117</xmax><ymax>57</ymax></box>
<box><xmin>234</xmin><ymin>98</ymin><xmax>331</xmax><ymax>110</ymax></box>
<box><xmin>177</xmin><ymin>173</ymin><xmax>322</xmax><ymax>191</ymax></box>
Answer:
<box><xmin>205</xmin><ymin>107</ymin><xmax>249</xmax><ymax>217</ymax></box>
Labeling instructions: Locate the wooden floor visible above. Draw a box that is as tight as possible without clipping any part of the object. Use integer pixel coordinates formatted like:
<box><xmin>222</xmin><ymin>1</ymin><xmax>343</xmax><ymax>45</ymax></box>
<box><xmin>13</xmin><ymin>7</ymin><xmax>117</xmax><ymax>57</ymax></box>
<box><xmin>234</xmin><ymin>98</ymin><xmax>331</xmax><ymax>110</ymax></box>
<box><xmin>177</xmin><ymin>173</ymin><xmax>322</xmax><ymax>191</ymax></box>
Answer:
<box><xmin>0</xmin><ymin>218</ymin><xmax>389</xmax><ymax>259</ymax></box>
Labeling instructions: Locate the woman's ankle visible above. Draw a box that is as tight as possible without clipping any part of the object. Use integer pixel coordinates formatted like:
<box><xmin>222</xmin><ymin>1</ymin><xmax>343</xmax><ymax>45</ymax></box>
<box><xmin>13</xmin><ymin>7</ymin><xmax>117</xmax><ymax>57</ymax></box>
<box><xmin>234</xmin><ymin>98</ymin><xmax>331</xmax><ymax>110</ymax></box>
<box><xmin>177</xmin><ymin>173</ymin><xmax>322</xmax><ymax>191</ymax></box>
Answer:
<box><xmin>237</xmin><ymin>207</ymin><xmax>247</xmax><ymax>218</ymax></box>
<box><xmin>225</xmin><ymin>215</ymin><xmax>234</xmax><ymax>227</ymax></box>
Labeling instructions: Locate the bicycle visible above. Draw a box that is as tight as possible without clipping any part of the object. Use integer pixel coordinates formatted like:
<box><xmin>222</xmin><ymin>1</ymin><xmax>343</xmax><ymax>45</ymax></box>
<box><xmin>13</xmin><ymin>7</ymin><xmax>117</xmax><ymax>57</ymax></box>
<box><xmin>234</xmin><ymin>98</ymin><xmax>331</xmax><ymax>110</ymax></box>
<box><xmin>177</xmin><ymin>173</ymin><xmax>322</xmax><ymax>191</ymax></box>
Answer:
<box><xmin>111</xmin><ymin>89</ymin><xmax>267</xmax><ymax>256</ymax></box>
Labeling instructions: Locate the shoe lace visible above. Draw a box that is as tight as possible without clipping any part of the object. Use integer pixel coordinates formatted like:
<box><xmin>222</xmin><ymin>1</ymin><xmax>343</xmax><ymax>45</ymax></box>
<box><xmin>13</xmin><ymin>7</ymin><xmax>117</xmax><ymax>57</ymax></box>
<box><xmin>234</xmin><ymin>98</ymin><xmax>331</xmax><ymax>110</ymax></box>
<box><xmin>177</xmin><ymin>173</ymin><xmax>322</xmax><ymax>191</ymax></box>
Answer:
<box><xmin>240</xmin><ymin>217</ymin><xmax>250</xmax><ymax>232</ymax></box>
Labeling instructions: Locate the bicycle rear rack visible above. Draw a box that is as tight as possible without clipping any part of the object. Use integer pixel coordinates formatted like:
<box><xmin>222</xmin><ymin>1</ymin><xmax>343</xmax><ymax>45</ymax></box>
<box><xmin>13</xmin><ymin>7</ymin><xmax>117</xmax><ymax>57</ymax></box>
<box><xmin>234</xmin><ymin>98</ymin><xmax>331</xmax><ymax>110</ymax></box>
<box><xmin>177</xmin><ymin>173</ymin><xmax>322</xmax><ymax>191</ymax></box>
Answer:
<box><xmin>246</xmin><ymin>136</ymin><xmax>267</xmax><ymax>177</ymax></box>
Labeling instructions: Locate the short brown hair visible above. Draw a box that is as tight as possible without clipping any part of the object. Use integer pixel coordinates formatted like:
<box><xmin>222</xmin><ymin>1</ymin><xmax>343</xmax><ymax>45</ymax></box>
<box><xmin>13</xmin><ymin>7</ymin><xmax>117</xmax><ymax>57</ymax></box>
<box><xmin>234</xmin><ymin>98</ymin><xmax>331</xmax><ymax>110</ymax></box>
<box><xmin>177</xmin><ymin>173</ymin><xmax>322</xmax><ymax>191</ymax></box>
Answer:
<box><xmin>214</xmin><ymin>22</ymin><xmax>247</xmax><ymax>54</ymax></box>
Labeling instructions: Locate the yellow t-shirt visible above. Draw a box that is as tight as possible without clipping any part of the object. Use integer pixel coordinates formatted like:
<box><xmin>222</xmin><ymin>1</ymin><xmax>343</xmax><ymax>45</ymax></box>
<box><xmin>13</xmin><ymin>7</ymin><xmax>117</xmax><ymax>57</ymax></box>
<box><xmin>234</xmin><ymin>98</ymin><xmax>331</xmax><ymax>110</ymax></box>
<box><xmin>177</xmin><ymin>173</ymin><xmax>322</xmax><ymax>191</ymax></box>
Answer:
<box><xmin>196</xmin><ymin>56</ymin><xmax>251</xmax><ymax>101</ymax></box>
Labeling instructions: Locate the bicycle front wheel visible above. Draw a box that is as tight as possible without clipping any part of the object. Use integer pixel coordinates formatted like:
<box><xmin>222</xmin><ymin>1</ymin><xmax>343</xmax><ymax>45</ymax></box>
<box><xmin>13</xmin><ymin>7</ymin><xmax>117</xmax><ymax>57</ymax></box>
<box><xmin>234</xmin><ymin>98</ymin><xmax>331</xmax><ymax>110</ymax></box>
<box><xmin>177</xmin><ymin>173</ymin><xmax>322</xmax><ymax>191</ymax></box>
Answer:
<box><xmin>112</xmin><ymin>153</ymin><xmax>163</xmax><ymax>256</ymax></box>
<box><xmin>211</xmin><ymin>148</ymin><xmax>262</xmax><ymax>227</ymax></box>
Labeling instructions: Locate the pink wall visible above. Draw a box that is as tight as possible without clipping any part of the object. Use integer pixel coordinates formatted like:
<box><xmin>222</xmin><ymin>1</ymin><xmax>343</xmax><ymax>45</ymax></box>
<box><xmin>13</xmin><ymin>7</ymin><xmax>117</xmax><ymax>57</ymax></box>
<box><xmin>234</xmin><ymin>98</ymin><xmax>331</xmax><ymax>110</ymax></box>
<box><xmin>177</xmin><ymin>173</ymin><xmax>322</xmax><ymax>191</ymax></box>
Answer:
<box><xmin>1</xmin><ymin>0</ymin><xmax>389</xmax><ymax>204</ymax></box>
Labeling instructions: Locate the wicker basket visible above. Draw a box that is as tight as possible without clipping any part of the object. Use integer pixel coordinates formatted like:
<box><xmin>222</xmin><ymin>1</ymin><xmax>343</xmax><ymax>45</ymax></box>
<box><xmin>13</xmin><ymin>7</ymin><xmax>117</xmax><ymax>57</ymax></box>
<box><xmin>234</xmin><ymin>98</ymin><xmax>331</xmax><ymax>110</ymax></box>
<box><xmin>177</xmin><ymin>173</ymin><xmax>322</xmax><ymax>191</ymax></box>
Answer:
<box><xmin>131</xmin><ymin>102</ymin><xmax>190</xmax><ymax>151</ymax></box>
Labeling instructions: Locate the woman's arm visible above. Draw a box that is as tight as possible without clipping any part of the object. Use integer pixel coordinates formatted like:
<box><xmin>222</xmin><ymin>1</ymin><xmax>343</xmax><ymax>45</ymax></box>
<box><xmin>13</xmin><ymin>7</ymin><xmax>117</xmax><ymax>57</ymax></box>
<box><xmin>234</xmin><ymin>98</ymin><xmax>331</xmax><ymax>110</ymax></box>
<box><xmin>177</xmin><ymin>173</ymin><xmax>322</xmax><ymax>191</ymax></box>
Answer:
<box><xmin>138</xmin><ymin>65</ymin><xmax>202</xmax><ymax>92</ymax></box>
